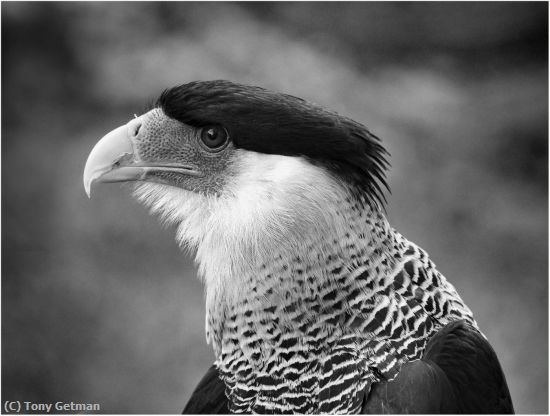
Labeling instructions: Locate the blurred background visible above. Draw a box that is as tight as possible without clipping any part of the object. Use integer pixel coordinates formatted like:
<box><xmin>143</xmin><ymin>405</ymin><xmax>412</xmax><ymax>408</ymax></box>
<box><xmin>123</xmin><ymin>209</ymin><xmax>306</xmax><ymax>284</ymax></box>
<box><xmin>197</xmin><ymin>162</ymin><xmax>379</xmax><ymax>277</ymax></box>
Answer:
<box><xmin>2</xmin><ymin>2</ymin><xmax>547</xmax><ymax>414</ymax></box>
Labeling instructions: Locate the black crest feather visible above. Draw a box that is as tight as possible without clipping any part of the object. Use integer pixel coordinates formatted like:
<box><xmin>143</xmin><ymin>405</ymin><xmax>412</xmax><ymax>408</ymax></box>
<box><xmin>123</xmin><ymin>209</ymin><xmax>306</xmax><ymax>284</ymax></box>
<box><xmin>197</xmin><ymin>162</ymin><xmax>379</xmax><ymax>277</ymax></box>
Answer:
<box><xmin>156</xmin><ymin>80</ymin><xmax>390</xmax><ymax>208</ymax></box>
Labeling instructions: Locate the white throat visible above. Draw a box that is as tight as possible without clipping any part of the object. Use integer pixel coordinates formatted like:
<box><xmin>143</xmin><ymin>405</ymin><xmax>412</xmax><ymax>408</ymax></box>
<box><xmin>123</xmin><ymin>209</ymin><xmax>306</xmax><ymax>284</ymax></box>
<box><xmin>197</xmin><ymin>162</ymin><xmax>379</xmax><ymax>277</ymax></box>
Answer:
<box><xmin>134</xmin><ymin>149</ymin><xmax>385</xmax><ymax>307</ymax></box>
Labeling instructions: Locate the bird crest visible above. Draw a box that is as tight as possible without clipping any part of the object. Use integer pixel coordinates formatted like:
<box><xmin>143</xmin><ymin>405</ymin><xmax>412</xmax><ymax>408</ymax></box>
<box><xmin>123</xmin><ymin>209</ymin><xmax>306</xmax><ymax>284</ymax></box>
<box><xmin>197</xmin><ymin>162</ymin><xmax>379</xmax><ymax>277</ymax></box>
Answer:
<box><xmin>156</xmin><ymin>80</ymin><xmax>390</xmax><ymax>209</ymax></box>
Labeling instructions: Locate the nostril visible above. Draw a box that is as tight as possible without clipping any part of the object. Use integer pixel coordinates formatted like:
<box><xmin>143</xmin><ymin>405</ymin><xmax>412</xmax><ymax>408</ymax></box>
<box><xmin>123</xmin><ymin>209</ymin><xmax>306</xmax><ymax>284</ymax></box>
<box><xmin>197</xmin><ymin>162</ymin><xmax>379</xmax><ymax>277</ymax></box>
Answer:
<box><xmin>129</xmin><ymin>118</ymin><xmax>142</xmax><ymax>138</ymax></box>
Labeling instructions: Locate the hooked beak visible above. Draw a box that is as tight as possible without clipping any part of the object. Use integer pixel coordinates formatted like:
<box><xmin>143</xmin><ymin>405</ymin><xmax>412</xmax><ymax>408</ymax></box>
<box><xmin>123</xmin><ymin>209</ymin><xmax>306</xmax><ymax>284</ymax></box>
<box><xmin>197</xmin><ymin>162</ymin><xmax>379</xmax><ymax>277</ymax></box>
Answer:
<box><xmin>83</xmin><ymin>117</ymin><xmax>201</xmax><ymax>197</ymax></box>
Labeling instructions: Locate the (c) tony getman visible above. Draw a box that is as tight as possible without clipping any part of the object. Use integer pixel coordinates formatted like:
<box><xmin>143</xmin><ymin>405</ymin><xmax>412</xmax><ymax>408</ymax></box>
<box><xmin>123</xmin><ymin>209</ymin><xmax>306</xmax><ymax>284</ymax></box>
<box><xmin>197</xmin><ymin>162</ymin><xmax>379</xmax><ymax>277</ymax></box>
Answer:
<box><xmin>4</xmin><ymin>401</ymin><xmax>100</xmax><ymax>413</ymax></box>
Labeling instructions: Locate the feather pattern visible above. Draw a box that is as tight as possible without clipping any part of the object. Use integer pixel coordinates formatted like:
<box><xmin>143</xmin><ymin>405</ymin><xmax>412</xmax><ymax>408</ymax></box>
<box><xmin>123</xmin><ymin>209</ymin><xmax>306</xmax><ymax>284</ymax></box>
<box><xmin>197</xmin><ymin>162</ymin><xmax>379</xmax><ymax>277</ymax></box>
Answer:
<box><xmin>134</xmin><ymin>150</ymin><xmax>475</xmax><ymax>413</ymax></box>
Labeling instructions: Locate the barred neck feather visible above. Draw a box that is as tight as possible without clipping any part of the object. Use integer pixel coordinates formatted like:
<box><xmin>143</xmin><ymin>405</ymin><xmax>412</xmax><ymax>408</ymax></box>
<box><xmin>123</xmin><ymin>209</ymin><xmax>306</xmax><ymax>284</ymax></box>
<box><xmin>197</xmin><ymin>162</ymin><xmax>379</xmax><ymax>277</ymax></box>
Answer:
<box><xmin>134</xmin><ymin>149</ymin><xmax>476</xmax><ymax>413</ymax></box>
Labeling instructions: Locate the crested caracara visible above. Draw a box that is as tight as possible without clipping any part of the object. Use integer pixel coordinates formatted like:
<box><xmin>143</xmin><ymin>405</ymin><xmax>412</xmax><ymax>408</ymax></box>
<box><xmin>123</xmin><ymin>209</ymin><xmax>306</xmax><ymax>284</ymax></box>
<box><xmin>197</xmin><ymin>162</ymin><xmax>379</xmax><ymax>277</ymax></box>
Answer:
<box><xmin>84</xmin><ymin>80</ymin><xmax>514</xmax><ymax>414</ymax></box>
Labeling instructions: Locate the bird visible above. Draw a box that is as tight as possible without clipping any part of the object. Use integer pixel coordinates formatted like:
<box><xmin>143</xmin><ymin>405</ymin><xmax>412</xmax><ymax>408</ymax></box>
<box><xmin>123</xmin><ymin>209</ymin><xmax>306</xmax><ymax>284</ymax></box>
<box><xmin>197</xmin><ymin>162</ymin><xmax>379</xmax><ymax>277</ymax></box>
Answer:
<box><xmin>83</xmin><ymin>80</ymin><xmax>514</xmax><ymax>414</ymax></box>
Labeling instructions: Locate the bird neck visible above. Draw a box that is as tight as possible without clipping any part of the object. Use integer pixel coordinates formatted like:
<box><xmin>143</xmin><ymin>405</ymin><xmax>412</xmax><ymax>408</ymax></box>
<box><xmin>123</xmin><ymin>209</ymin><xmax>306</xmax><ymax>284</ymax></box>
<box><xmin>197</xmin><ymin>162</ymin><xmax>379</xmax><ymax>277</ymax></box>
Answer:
<box><xmin>134</xmin><ymin>156</ymin><xmax>476</xmax><ymax>413</ymax></box>
<box><xmin>204</xmin><ymin>202</ymin><xmax>397</xmax><ymax>349</ymax></box>
<box><xmin>197</xmin><ymin>173</ymin><xmax>396</xmax><ymax>350</ymax></box>
<box><xmin>200</xmin><ymin>186</ymin><xmax>391</xmax><ymax>353</ymax></box>
<box><xmin>201</xmin><ymin>183</ymin><xmax>476</xmax><ymax>413</ymax></box>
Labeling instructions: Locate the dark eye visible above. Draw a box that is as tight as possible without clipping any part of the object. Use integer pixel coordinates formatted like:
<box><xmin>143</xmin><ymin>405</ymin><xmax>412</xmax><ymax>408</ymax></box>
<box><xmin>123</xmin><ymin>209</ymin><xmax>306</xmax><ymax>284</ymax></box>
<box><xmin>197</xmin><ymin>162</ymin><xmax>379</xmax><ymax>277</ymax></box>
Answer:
<box><xmin>200</xmin><ymin>126</ymin><xmax>229</xmax><ymax>151</ymax></box>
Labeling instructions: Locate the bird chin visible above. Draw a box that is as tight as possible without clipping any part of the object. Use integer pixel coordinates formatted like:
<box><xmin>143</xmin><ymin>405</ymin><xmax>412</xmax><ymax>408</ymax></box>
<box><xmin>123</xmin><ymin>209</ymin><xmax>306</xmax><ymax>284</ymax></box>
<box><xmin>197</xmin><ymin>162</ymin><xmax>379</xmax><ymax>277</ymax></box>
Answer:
<box><xmin>134</xmin><ymin>181</ymin><xmax>199</xmax><ymax>216</ymax></box>
<box><xmin>132</xmin><ymin>181</ymin><xmax>210</xmax><ymax>240</ymax></box>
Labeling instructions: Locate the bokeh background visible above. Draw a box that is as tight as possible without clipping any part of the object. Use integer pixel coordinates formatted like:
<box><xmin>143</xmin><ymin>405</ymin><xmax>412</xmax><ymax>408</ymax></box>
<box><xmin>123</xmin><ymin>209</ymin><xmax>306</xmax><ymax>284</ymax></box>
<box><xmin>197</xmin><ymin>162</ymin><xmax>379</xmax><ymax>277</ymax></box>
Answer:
<box><xmin>2</xmin><ymin>2</ymin><xmax>548</xmax><ymax>414</ymax></box>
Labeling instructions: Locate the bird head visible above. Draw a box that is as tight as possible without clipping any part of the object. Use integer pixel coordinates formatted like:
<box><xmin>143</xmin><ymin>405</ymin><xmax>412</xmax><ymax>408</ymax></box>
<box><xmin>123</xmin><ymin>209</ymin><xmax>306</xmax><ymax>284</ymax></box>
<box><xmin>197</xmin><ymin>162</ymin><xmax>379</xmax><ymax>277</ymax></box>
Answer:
<box><xmin>83</xmin><ymin>80</ymin><xmax>389</xmax><ymax>293</ymax></box>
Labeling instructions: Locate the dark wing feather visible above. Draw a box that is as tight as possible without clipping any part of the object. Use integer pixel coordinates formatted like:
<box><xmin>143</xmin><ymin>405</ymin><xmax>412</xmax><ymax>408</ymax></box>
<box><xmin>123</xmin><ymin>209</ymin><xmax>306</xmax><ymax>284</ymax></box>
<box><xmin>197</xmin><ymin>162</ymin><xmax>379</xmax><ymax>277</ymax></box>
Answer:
<box><xmin>182</xmin><ymin>364</ymin><xmax>228</xmax><ymax>414</ymax></box>
<box><xmin>363</xmin><ymin>320</ymin><xmax>514</xmax><ymax>414</ymax></box>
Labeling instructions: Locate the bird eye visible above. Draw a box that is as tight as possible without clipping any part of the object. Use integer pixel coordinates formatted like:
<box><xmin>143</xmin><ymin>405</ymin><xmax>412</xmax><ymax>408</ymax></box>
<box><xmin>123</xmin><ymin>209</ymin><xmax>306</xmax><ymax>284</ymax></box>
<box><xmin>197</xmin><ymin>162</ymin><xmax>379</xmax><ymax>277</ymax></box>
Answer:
<box><xmin>200</xmin><ymin>126</ymin><xmax>229</xmax><ymax>151</ymax></box>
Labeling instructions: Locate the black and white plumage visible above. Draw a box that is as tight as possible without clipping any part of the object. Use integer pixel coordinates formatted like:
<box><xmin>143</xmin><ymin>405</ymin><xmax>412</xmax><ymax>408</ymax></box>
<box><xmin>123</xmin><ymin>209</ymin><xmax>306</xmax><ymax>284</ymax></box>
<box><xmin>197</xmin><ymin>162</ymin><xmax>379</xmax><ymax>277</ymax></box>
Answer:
<box><xmin>83</xmin><ymin>80</ymin><xmax>514</xmax><ymax>414</ymax></box>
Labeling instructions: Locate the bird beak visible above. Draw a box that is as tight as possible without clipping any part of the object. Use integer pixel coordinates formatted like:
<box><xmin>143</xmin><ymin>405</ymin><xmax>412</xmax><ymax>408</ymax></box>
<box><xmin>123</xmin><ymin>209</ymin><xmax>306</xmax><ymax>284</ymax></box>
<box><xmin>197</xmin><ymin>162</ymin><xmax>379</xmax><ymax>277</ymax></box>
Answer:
<box><xmin>84</xmin><ymin>116</ymin><xmax>203</xmax><ymax>198</ymax></box>
<box><xmin>83</xmin><ymin>119</ymin><xmax>143</xmax><ymax>198</ymax></box>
